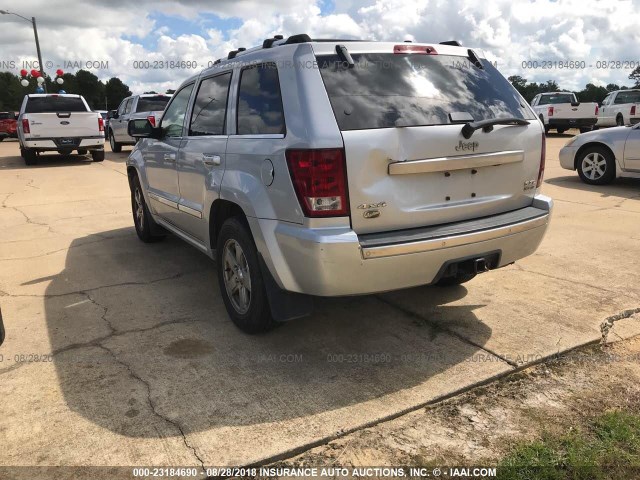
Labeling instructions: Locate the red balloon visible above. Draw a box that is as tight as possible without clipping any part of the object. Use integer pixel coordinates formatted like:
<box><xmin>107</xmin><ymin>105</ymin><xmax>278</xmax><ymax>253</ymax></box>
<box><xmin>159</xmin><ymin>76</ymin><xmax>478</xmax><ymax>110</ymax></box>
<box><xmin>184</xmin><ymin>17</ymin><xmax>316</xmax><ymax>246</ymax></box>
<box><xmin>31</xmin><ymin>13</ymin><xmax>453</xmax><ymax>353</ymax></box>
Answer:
<box><xmin>30</xmin><ymin>69</ymin><xmax>38</xmax><ymax>77</ymax></box>
<box><xmin>56</xmin><ymin>69</ymin><xmax>64</xmax><ymax>76</ymax></box>
<box><xmin>20</xmin><ymin>69</ymin><xmax>28</xmax><ymax>77</ymax></box>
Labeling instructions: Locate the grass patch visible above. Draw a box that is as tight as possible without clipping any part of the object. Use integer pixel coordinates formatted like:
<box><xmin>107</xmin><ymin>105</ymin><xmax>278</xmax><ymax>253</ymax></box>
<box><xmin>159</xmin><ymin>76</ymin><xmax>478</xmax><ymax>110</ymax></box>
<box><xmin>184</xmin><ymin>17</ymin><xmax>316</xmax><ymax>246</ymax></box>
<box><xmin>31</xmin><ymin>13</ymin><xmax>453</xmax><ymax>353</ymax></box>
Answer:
<box><xmin>497</xmin><ymin>410</ymin><xmax>640</xmax><ymax>480</ymax></box>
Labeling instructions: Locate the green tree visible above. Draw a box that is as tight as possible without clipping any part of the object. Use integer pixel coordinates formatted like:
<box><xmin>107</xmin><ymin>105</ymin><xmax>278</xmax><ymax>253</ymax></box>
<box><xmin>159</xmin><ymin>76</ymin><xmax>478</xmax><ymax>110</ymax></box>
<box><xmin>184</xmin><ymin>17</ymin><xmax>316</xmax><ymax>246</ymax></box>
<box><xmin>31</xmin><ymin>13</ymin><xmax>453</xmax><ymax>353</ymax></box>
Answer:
<box><xmin>629</xmin><ymin>66</ymin><xmax>640</xmax><ymax>88</ymax></box>
<box><xmin>576</xmin><ymin>83</ymin><xmax>608</xmax><ymax>103</ymax></box>
<box><xmin>105</xmin><ymin>77</ymin><xmax>132</xmax><ymax>111</ymax></box>
<box><xmin>75</xmin><ymin>70</ymin><xmax>105</xmax><ymax>109</ymax></box>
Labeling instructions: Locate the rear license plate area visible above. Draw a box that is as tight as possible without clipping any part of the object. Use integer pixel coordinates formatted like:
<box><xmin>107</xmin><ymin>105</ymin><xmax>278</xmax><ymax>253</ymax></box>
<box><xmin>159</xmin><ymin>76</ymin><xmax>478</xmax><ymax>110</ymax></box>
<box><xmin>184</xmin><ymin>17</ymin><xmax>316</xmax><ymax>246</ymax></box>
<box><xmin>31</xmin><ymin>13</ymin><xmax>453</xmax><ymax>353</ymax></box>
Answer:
<box><xmin>59</xmin><ymin>138</ymin><xmax>74</xmax><ymax>145</ymax></box>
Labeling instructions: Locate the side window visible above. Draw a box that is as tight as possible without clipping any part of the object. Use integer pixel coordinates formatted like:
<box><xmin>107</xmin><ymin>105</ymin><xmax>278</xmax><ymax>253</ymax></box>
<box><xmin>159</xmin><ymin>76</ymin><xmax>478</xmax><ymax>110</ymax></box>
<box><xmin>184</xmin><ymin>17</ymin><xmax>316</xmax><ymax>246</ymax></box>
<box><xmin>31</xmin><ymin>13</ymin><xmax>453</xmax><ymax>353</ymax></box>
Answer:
<box><xmin>123</xmin><ymin>98</ymin><xmax>133</xmax><ymax>114</ymax></box>
<box><xmin>189</xmin><ymin>72</ymin><xmax>232</xmax><ymax>136</ymax></box>
<box><xmin>161</xmin><ymin>84</ymin><xmax>195</xmax><ymax>138</ymax></box>
<box><xmin>236</xmin><ymin>63</ymin><xmax>285</xmax><ymax>135</ymax></box>
<box><xmin>531</xmin><ymin>95</ymin><xmax>539</xmax><ymax>106</ymax></box>
<box><xmin>117</xmin><ymin>98</ymin><xmax>129</xmax><ymax>115</ymax></box>
<box><xmin>602</xmin><ymin>94</ymin><xmax>611</xmax><ymax>105</ymax></box>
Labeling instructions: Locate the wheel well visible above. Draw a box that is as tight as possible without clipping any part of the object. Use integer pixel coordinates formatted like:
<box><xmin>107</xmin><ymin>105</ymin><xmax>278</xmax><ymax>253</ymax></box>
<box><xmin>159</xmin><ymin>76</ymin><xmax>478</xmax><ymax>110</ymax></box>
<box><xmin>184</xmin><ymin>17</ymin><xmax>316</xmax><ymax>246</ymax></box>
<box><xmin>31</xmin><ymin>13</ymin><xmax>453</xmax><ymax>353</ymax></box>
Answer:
<box><xmin>574</xmin><ymin>142</ymin><xmax>615</xmax><ymax>170</ymax></box>
<box><xmin>209</xmin><ymin>200</ymin><xmax>247</xmax><ymax>249</ymax></box>
<box><xmin>126</xmin><ymin>166</ymin><xmax>138</xmax><ymax>188</ymax></box>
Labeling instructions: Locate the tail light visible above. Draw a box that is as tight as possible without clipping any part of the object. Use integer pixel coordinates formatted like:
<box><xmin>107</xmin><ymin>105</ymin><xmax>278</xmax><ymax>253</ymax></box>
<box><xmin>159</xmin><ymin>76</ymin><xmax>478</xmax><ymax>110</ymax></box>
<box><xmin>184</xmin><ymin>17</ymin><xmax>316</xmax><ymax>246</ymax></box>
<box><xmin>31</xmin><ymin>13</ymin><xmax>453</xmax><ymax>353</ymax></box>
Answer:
<box><xmin>98</xmin><ymin>117</ymin><xmax>104</xmax><ymax>132</ymax></box>
<box><xmin>537</xmin><ymin>131</ymin><xmax>546</xmax><ymax>188</ymax></box>
<box><xmin>631</xmin><ymin>105</ymin><xmax>636</xmax><ymax>116</ymax></box>
<box><xmin>548</xmin><ymin>107</ymin><xmax>554</xmax><ymax>117</ymax></box>
<box><xmin>286</xmin><ymin>149</ymin><xmax>349</xmax><ymax>217</ymax></box>
<box><xmin>595</xmin><ymin>105</ymin><xmax>599</xmax><ymax>115</ymax></box>
<box><xmin>147</xmin><ymin>115</ymin><xmax>156</xmax><ymax>127</ymax></box>
<box><xmin>21</xmin><ymin>119</ymin><xmax>30</xmax><ymax>134</ymax></box>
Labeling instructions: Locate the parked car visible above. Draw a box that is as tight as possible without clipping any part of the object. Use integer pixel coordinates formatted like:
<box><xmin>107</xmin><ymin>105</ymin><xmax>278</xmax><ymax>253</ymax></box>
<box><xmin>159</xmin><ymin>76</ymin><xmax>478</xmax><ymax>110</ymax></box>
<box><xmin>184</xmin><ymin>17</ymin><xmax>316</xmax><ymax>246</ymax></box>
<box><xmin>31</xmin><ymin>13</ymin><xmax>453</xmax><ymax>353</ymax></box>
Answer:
<box><xmin>17</xmin><ymin>94</ymin><xmax>105</xmax><ymax>165</ymax></box>
<box><xmin>108</xmin><ymin>94</ymin><xmax>172</xmax><ymax>152</ymax></box>
<box><xmin>531</xmin><ymin>92</ymin><xmax>598</xmax><ymax>134</ymax></box>
<box><xmin>596</xmin><ymin>89</ymin><xmax>640</xmax><ymax>128</ymax></box>
<box><xmin>95</xmin><ymin>110</ymin><xmax>109</xmax><ymax>138</ymax></box>
<box><xmin>126</xmin><ymin>35</ymin><xmax>552</xmax><ymax>333</ymax></box>
<box><xmin>0</xmin><ymin>111</ymin><xmax>18</xmax><ymax>141</ymax></box>
<box><xmin>559</xmin><ymin>123</ymin><xmax>640</xmax><ymax>184</ymax></box>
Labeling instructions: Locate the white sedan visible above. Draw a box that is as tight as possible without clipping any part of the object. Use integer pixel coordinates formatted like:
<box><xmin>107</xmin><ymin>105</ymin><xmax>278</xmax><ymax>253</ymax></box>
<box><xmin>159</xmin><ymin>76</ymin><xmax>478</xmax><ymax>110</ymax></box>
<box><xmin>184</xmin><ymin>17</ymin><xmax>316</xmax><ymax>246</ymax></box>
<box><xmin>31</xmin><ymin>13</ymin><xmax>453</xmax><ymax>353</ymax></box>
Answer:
<box><xmin>559</xmin><ymin>124</ymin><xmax>640</xmax><ymax>184</ymax></box>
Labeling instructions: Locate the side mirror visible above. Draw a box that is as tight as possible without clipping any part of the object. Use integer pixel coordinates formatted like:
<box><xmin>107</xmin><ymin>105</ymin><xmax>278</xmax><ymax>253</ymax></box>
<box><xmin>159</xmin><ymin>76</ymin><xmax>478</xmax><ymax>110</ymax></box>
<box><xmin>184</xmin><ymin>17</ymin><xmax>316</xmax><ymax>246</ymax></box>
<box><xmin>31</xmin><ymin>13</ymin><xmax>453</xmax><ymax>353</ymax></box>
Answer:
<box><xmin>128</xmin><ymin>118</ymin><xmax>161</xmax><ymax>139</ymax></box>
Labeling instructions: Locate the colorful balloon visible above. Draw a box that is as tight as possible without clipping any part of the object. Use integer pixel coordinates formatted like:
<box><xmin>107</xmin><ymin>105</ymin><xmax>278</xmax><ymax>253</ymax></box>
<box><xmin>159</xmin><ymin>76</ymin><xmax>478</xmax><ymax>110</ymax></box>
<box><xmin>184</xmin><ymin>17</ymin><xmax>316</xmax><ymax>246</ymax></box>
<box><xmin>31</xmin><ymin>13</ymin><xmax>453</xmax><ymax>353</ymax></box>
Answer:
<box><xmin>56</xmin><ymin>69</ymin><xmax>64</xmax><ymax>76</ymax></box>
<box><xmin>20</xmin><ymin>69</ymin><xmax>28</xmax><ymax>77</ymax></box>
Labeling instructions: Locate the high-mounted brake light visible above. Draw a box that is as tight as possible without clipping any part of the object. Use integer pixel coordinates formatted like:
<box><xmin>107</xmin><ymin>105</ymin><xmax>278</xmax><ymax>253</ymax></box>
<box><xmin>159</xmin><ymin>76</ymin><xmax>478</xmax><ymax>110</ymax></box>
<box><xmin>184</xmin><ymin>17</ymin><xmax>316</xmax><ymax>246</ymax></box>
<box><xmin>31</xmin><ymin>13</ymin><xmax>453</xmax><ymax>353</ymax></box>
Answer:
<box><xmin>286</xmin><ymin>149</ymin><xmax>349</xmax><ymax>217</ymax></box>
<box><xmin>631</xmin><ymin>105</ymin><xmax>636</xmax><ymax>116</ymax></box>
<box><xmin>394</xmin><ymin>44</ymin><xmax>437</xmax><ymax>55</ymax></box>
<box><xmin>98</xmin><ymin>117</ymin><xmax>104</xmax><ymax>132</ymax></box>
<box><xmin>22</xmin><ymin>119</ymin><xmax>30</xmax><ymax>134</ymax></box>
<box><xmin>548</xmin><ymin>107</ymin><xmax>554</xmax><ymax>117</ymax></box>
<box><xmin>147</xmin><ymin>115</ymin><xmax>156</xmax><ymax>127</ymax></box>
<box><xmin>537</xmin><ymin>131</ymin><xmax>546</xmax><ymax>188</ymax></box>
<box><xmin>595</xmin><ymin>105</ymin><xmax>599</xmax><ymax>115</ymax></box>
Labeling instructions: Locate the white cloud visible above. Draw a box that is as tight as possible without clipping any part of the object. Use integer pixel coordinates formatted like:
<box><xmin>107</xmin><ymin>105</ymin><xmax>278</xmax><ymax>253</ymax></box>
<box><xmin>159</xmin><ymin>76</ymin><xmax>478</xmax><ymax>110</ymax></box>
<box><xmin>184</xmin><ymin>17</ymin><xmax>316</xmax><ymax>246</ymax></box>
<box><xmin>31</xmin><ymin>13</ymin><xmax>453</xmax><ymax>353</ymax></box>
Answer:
<box><xmin>0</xmin><ymin>0</ymin><xmax>639</xmax><ymax>94</ymax></box>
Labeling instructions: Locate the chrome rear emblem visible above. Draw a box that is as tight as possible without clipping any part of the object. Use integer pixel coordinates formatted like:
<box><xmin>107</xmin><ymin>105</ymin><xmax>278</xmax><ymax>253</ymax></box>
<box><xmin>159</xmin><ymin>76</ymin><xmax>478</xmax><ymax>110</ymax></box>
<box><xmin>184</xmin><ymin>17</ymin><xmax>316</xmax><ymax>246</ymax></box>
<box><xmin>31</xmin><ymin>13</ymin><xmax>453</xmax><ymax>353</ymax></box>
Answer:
<box><xmin>357</xmin><ymin>201</ymin><xmax>387</xmax><ymax>209</ymax></box>
<box><xmin>363</xmin><ymin>210</ymin><xmax>380</xmax><ymax>219</ymax></box>
<box><xmin>523</xmin><ymin>179</ymin><xmax>536</xmax><ymax>191</ymax></box>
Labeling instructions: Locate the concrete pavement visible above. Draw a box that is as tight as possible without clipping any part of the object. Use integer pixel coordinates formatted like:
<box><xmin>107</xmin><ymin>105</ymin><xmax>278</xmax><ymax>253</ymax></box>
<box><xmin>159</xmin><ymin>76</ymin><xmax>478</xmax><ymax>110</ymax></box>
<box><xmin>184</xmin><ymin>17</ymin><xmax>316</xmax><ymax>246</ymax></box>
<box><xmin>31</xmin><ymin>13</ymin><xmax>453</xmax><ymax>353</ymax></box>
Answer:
<box><xmin>0</xmin><ymin>133</ymin><xmax>639</xmax><ymax>468</ymax></box>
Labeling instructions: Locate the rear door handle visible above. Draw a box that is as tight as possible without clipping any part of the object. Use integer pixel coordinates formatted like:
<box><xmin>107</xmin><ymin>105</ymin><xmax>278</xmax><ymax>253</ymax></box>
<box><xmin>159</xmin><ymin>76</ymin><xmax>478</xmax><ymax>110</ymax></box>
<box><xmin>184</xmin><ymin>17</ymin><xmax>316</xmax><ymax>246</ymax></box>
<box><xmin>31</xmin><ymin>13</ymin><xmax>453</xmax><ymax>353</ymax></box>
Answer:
<box><xmin>163</xmin><ymin>153</ymin><xmax>176</xmax><ymax>161</ymax></box>
<box><xmin>203</xmin><ymin>154</ymin><xmax>221</xmax><ymax>166</ymax></box>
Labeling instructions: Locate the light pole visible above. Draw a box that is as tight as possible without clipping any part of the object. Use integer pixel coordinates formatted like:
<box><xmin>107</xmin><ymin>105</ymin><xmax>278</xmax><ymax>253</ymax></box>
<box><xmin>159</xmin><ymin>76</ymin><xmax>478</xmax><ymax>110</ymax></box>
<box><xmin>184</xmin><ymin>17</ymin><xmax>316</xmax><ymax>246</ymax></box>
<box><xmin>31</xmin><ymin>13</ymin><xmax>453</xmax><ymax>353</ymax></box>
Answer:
<box><xmin>0</xmin><ymin>9</ymin><xmax>47</xmax><ymax>92</ymax></box>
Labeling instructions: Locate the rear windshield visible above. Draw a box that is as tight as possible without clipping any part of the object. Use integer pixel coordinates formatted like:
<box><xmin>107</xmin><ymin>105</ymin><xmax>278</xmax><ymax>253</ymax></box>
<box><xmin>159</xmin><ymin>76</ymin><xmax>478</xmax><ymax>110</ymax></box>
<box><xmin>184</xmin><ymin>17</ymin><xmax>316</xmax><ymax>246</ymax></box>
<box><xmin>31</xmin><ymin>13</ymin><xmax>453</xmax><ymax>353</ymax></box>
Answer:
<box><xmin>538</xmin><ymin>94</ymin><xmax>575</xmax><ymax>105</ymax></box>
<box><xmin>24</xmin><ymin>96</ymin><xmax>87</xmax><ymax>113</ymax></box>
<box><xmin>317</xmin><ymin>53</ymin><xmax>535</xmax><ymax>131</ymax></box>
<box><xmin>0</xmin><ymin>112</ymin><xmax>12</xmax><ymax>120</ymax></box>
<box><xmin>136</xmin><ymin>96</ymin><xmax>171</xmax><ymax>112</ymax></box>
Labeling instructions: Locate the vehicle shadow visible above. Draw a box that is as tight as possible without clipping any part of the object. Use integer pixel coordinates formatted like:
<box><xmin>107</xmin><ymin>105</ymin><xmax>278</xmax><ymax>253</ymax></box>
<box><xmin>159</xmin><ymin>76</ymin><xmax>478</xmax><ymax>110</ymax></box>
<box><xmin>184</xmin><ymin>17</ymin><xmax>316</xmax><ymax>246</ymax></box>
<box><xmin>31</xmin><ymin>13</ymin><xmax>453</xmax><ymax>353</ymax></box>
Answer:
<box><xmin>0</xmin><ymin>151</ymin><xmax>95</xmax><ymax>169</ymax></box>
<box><xmin>545</xmin><ymin>132</ymin><xmax>575</xmax><ymax>139</ymax></box>
<box><xmin>546</xmin><ymin>175</ymin><xmax>640</xmax><ymax>199</ymax></box>
<box><xmin>44</xmin><ymin>227</ymin><xmax>493</xmax><ymax>437</ymax></box>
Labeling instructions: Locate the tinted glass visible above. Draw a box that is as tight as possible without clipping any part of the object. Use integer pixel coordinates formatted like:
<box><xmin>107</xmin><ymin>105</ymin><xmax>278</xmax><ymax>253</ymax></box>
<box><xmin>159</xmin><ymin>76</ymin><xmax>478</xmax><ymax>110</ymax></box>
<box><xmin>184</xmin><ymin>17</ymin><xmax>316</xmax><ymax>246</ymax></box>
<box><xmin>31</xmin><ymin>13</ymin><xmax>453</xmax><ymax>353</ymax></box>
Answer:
<box><xmin>0</xmin><ymin>113</ymin><xmax>11</xmax><ymax>120</ymax></box>
<box><xmin>136</xmin><ymin>96</ymin><xmax>171</xmax><ymax>112</ymax></box>
<box><xmin>161</xmin><ymin>84</ymin><xmax>194</xmax><ymax>137</ymax></box>
<box><xmin>317</xmin><ymin>53</ymin><xmax>535</xmax><ymax>131</ymax></box>
<box><xmin>615</xmin><ymin>91</ymin><xmax>640</xmax><ymax>104</ymax></box>
<box><xmin>190</xmin><ymin>73</ymin><xmax>231</xmax><ymax>136</ymax></box>
<box><xmin>24</xmin><ymin>96</ymin><xmax>87</xmax><ymax>113</ymax></box>
<box><xmin>237</xmin><ymin>63</ymin><xmax>285</xmax><ymax>135</ymax></box>
<box><xmin>538</xmin><ymin>94</ymin><xmax>575</xmax><ymax>105</ymax></box>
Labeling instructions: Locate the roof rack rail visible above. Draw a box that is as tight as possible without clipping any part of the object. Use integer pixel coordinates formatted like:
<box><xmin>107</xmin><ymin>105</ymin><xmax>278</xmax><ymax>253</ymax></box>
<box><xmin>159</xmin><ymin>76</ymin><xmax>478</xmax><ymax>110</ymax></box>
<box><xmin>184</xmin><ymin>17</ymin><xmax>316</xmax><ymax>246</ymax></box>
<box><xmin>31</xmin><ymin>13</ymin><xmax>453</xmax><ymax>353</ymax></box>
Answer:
<box><xmin>310</xmin><ymin>38</ymin><xmax>369</xmax><ymax>42</ymax></box>
<box><xmin>263</xmin><ymin>34</ymin><xmax>284</xmax><ymax>48</ymax></box>
<box><xmin>284</xmin><ymin>34</ymin><xmax>312</xmax><ymax>44</ymax></box>
<box><xmin>227</xmin><ymin>47</ymin><xmax>246</xmax><ymax>59</ymax></box>
<box><xmin>439</xmin><ymin>40</ymin><xmax>462</xmax><ymax>46</ymax></box>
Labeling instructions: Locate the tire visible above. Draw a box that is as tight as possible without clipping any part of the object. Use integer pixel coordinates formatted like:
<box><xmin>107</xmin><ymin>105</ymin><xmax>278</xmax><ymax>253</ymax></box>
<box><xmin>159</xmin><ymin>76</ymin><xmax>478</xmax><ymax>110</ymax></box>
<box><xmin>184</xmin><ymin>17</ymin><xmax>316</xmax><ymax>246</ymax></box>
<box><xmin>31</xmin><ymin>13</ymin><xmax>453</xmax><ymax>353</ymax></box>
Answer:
<box><xmin>216</xmin><ymin>217</ymin><xmax>275</xmax><ymax>334</ymax></box>
<box><xmin>544</xmin><ymin>126</ymin><xmax>550</xmax><ymax>134</ymax></box>
<box><xmin>436</xmin><ymin>273</ymin><xmax>477</xmax><ymax>286</ymax></box>
<box><xmin>576</xmin><ymin>146</ymin><xmax>616</xmax><ymax>185</ymax></box>
<box><xmin>130</xmin><ymin>174</ymin><xmax>165</xmax><ymax>243</ymax></box>
<box><xmin>109</xmin><ymin>130</ymin><xmax>122</xmax><ymax>153</ymax></box>
<box><xmin>579</xmin><ymin>127</ymin><xmax>592</xmax><ymax>134</ymax></box>
<box><xmin>557</xmin><ymin>128</ymin><xmax>567</xmax><ymax>134</ymax></box>
<box><xmin>77</xmin><ymin>149</ymin><xmax>88</xmax><ymax>155</ymax></box>
<box><xmin>0</xmin><ymin>137</ymin><xmax>4</xmax><ymax>142</ymax></box>
<box><xmin>57</xmin><ymin>148</ymin><xmax>73</xmax><ymax>156</ymax></box>
<box><xmin>91</xmin><ymin>149</ymin><xmax>105</xmax><ymax>162</ymax></box>
<box><xmin>616</xmin><ymin>115</ymin><xmax>624</xmax><ymax>127</ymax></box>
<box><xmin>23</xmin><ymin>148</ymin><xmax>37</xmax><ymax>166</ymax></box>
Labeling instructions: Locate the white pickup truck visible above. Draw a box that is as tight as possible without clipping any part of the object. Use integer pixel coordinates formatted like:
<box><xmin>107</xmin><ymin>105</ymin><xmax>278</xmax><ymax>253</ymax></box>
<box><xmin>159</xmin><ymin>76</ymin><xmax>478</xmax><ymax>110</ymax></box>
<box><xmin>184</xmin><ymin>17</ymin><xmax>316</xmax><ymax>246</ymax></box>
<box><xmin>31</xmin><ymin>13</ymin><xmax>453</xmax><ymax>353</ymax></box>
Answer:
<box><xmin>530</xmin><ymin>92</ymin><xmax>599</xmax><ymax>134</ymax></box>
<box><xmin>17</xmin><ymin>94</ymin><xmax>105</xmax><ymax>165</ymax></box>
<box><xmin>597</xmin><ymin>89</ymin><xmax>640</xmax><ymax>127</ymax></box>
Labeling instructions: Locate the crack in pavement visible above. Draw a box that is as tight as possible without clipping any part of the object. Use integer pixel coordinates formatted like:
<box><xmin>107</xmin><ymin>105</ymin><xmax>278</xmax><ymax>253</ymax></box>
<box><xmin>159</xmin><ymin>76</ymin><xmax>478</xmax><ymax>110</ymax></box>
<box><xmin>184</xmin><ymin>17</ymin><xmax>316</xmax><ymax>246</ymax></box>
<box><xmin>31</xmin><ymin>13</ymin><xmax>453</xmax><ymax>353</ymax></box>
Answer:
<box><xmin>512</xmin><ymin>263</ymin><xmax>640</xmax><ymax>301</ymax></box>
<box><xmin>374</xmin><ymin>295</ymin><xmax>519</xmax><ymax>368</ymax></box>
<box><xmin>96</xmin><ymin>343</ymin><xmax>207</xmax><ymax>473</ymax></box>
<box><xmin>600</xmin><ymin>308</ymin><xmax>640</xmax><ymax>344</ymax></box>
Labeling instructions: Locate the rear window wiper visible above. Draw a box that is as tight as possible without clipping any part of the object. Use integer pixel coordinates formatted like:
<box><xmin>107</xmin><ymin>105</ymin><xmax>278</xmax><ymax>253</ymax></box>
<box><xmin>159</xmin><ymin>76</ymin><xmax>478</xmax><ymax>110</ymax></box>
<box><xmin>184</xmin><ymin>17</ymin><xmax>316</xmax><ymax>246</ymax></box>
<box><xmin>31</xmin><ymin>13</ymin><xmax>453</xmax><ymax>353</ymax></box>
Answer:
<box><xmin>461</xmin><ymin>117</ymin><xmax>530</xmax><ymax>139</ymax></box>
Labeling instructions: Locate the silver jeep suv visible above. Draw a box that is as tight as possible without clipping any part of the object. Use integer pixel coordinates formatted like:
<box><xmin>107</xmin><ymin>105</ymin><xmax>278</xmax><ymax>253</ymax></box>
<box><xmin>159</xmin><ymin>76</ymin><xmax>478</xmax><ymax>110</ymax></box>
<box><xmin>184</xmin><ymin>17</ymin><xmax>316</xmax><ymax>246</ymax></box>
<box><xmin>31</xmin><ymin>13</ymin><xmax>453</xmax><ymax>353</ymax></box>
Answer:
<box><xmin>127</xmin><ymin>35</ymin><xmax>552</xmax><ymax>333</ymax></box>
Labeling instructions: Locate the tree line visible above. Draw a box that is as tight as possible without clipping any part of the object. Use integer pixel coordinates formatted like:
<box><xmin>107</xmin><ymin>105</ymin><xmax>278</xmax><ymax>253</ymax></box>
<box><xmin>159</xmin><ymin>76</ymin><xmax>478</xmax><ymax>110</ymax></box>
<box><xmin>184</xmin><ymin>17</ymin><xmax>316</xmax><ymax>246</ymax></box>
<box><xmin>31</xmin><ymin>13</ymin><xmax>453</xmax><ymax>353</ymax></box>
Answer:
<box><xmin>1</xmin><ymin>65</ymin><xmax>639</xmax><ymax>112</ymax></box>
<box><xmin>509</xmin><ymin>66</ymin><xmax>640</xmax><ymax>104</ymax></box>
<box><xmin>0</xmin><ymin>69</ymin><xmax>174</xmax><ymax>112</ymax></box>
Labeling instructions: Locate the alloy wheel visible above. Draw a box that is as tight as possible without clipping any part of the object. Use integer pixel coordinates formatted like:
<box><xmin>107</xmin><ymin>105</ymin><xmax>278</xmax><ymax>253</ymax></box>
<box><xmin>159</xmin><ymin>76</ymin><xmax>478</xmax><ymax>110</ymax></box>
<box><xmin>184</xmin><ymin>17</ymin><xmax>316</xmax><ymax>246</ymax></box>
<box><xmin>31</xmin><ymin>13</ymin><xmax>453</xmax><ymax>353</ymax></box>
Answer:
<box><xmin>581</xmin><ymin>152</ymin><xmax>607</xmax><ymax>181</ymax></box>
<box><xmin>222</xmin><ymin>239</ymin><xmax>252</xmax><ymax>314</ymax></box>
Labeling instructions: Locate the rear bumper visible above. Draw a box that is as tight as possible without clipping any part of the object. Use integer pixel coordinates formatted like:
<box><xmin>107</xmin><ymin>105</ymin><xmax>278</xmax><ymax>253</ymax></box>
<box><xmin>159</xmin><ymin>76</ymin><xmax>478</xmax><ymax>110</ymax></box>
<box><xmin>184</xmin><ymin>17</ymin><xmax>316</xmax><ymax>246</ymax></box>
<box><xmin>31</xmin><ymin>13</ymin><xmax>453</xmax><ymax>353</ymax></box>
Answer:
<box><xmin>22</xmin><ymin>136</ymin><xmax>104</xmax><ymax>150</ymax></box>
<box><xmin>251</xmin><ymin>195</ymin><xmax>553</xmax><ymax>296</ymax></box>
<box><xmin>631</xmin><ymin>118</ymin><xmax>640</xmax><ymax>125</ymax></box>
<box><xmin>548</xmin><ymin>118</ymin><xmax>597</xmax><ymax>128</ymax></box>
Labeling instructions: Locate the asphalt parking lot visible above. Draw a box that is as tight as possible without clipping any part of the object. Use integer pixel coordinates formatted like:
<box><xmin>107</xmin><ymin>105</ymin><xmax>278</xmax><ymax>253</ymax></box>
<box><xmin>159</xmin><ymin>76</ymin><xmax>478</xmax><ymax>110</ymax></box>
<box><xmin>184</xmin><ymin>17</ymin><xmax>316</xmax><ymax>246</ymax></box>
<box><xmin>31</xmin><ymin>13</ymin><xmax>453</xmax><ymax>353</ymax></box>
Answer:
<box><xmin>1</xmin><ymin>133</ymin><xmax>639</xmax><ymax>467</ymax></box>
